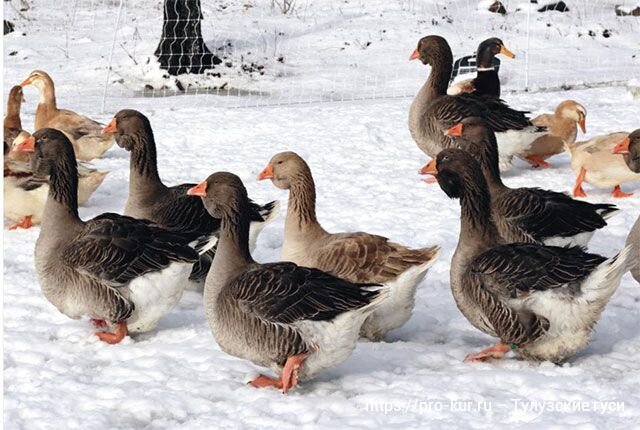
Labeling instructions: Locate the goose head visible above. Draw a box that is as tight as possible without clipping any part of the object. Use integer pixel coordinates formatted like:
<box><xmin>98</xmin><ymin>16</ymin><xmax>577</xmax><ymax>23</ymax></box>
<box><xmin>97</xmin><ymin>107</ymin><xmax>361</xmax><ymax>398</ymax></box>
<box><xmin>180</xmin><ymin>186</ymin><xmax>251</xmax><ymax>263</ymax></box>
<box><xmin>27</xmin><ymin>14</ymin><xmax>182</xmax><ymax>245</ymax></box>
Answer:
<box><xmin>613</xmin><ymin>129</ymin><xmax>640</xmax><ymax>173</ymax></box>
<box><xmin>442</xmin><ymin>117</ymin><xmax>502</xmax><ymax>184</ymax></box>
<box><xmin>19</xmin><ymin>70</ymin><xmax>54</xmax><ymax>95</ymax></box>
<box><xmin>424</xmin><ymin>148</ymin><xmax>486</xmax><ymax>200</ymax></box>
<box><xmin>409</xmin><ymin>35</ymin><xmax>453</xmax><ymax>66</ymax></box>
<box><xmin>8</xmin><ymin>85</ymin><xmax>25</xmax><ymax>105</ymax></box>
<box><xmin>257</xmin><ymin>151</ymin><xmax>310</xmax><ymax>190</ymax></box>
<box><xmin>556</xmin><ymin>100</ymin><xmax>587</xmax><ymax>133</ymax></box>
<box><xmin>188</xmin><ymin>172</ymin><xmax>249</xmax><ymax>219</ymax></box>
<box><xmin>16</xmin><ymin>128</ymin><xmax>74</xmax><ymax>177</ymax></box>
<box><xmin>103</xmin><ymin>109</ymin><xmax>152</xmax><ymax>150</ymax></box>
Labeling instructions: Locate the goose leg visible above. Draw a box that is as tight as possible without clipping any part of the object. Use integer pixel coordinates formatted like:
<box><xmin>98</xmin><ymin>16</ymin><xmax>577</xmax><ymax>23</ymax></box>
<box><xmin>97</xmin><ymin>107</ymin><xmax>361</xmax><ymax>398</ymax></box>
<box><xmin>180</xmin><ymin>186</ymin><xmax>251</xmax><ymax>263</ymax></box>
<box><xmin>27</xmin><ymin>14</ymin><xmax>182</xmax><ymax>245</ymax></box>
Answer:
<box><xmin>464</xmin><ymin>343</ymin><xmax>510</xmax><ymax>363</ymax></box>
<box><xmin>8</xmin><ymin>215</ymin><xmax>33</xmax><ymax>230</ymax></box>
<box><xmin>572</xmin><ymin>167</ymin><xmax>587</xmax><ymax>198</ymax></box>
<box><xmin>525</xmin><ymin>155</ymin><xmax>551</xmax><ymax>169</ymax></box>
<box><xmin>95</xmin><ymin>321</ymin><xmax>128</xmax><ymax>344</ymax></box>
<box><xmin>611</xmin><ymin>185</ymin><xmax>633</xmax><ymax>198</ymax></box>
<box><xmin>281</xmin><ymin>353</ymin><xmax>309</xmax><ymax>394</ymax></box>
<box><xmin>91</xmin><ymin>319</ymin><xmax>107</xmax><ymax>328</ymax></box>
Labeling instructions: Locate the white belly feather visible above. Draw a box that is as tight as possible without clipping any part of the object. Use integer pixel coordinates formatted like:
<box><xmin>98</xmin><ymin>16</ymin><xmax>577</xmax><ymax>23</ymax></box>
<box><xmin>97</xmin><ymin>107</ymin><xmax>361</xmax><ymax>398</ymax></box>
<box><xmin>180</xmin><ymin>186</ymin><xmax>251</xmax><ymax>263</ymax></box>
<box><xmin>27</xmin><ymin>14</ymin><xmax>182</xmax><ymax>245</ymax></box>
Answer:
<box><xmin>126</xmin><ymin>262</ymin><xmax>193</xmax><ymax>333</ymax></box>
<box><xmin>514</xmin><ymin>246</ymin><xmax>630</xmax><ymax>361</ymax></box>
<box><xmin>360</xmin><ymin>255</ymin><xmax>439</xmax><ymax>340</ymax></box>
<box><xmin>291</xmin><ymin>286</ymin><xmax>389</xmax><ymax>380</ymax></box>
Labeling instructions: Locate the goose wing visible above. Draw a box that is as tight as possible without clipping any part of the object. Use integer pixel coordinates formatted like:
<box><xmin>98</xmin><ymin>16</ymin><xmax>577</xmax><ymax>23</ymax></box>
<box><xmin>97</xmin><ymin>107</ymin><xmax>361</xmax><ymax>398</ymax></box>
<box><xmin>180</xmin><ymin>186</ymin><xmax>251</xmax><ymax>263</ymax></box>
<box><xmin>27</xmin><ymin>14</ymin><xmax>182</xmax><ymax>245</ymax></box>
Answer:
<box><xmin>232</xmin><ymin>262</ymin><xmax>384</xmax><ymax>324</ymax></box>
<box><xmin>497</xmin><ymin>188</ymin><xmax>616</xmax><ymax>242</ymax></box>
<box><xmin>65</xmin><ymin>213</ymin><xmax>198</xmax><ymax>287</ymax></box>
<box><xmin>430</xmin><ymin>94</ymin><xmax>533</xmax><ymax>134</ymax></box>
<box><xmin>316</xmin><ymin>232</ymin><xmax>439</xmax><ymax>283</ymax></box>
<box><xmin>470</xmin><ymin>244</ymin><xmax>606</xmax><ymax>300</ymax></box>
<box><xmin>163</xmin><ymin>184</ymin><xmax>220</xmax><ymax>240</ymax></box>
<box><xmin>467</xmin><ymin>244</ymin><xmax>605</xmax><ymax>346</ymax></box>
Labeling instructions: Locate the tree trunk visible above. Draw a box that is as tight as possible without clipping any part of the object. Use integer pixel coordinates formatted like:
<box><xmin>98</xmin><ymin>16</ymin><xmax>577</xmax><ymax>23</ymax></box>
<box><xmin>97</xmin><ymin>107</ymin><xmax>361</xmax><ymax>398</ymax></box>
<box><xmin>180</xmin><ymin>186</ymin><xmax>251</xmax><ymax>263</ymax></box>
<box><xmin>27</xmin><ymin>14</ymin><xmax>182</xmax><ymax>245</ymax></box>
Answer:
<box><xmin>154</xmin><ymin>0</ymin><xmax>221</xmax><ymax>76</ymax></box>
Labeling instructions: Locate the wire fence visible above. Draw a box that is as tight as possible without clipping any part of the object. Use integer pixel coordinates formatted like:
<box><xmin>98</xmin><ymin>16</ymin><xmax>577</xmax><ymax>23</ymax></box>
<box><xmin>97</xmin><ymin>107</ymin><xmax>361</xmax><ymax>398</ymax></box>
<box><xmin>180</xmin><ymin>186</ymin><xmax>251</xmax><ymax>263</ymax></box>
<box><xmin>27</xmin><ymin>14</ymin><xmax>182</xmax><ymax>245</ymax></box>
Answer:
<box><xmin>4</xmin><ymin>0</ymin><xmax>640</xmax><ymax>111</ymax></box>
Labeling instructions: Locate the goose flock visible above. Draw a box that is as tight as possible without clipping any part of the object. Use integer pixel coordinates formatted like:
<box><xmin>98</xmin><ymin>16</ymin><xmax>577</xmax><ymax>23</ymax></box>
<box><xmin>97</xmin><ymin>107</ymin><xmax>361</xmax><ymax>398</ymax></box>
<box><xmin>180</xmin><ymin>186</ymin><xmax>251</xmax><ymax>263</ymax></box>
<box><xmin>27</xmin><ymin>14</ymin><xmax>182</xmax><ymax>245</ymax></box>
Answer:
<box><xmin>3</xmin><ymin>35</ymin><xmax>639</xmax><ymax>394</ymax></box>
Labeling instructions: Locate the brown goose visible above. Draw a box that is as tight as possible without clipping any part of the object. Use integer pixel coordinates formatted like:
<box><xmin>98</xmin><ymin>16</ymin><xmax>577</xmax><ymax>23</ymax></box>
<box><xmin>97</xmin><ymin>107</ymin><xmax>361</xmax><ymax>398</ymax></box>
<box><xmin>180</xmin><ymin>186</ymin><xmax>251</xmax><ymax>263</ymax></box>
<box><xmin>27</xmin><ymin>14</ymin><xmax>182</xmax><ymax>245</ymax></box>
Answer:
<box><xmin>16</xmin><ymin>129</ymin><xmax>198</xmax><ymax>344</ymax></box>
<box><xmin>188</xmin><ymin>172</ymin><xmax>388</xmax><ymax>393</ymax></box>
<box><xmin>423</xmin><ymin>148</ymin><xmax>630</xmax><ymax>363</ymax></box>
<box><xmin>409</xmin><ymin>35</ymin><xmax>545</xmax><ymax>172</ymax></box>
<box><xmin>421</xmin><ymin>117</ymin><xmax>618</xmax><ymax>248</ymax></box>
<box><xmin>567</xmin><ymin>130</ymin><xmax>640</xmax><ymax>198</ymax></box>
<box><xmin>519</xmin><ymin>100</ymin><xmax>587</xmax><ymax>168</ymax></box>
<box><xmin>103</xmin><ymin>109</ymin><xmax>279</xmax><ymax>283</ymax></box>
<box><xmin>4</xmin><ymin>85</ymin><xmax>30</xmax><ymax>156</ymax></box>
<box><xmin>627</xmin><ymin>216</ymin><xmax>640</xmax><ymax>283</ymax></box>
<box><xmin>447</xmin><ymin>37</ymin><xmax>515</xmax><ymax>98</ymax></box>
<box><xmin>257</xmin><ymin>151</ymin><xmax>440</xmax><ymax>341</ymax></box>
<box><xmin>20</xmin><ymin>70</ymin><xmax>114</xmax><ymax>161</ymax></box>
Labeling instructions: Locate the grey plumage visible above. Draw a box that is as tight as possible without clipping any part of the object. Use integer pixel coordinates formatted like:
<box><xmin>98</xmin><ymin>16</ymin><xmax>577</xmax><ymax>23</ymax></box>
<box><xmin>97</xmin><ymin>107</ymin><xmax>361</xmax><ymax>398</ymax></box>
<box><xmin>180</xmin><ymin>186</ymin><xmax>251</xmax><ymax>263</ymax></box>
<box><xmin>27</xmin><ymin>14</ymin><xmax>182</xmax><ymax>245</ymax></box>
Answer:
<box><xmin>409</xmin><ymin>35</ymin><xmax>544</xmax><ymax>170</ymax></box>
<box><xmin>199</xmin><ymin>172</ymin><xmax>388</xmax><ymax>386</ymax></box>
<box><xmin>29</xmin><ymin>128</ymin><xmax>197</xmax><ymax>337</ymax></box>
<box><xmin>435</xmin><ymin>148</ymin><xmax>630</xmax><ymax>363</ymax></box>
<box><xmin>448</xmin><ymin>117</ymin><xmax>618</xmax><ymax>248</ymax></box>
<box><xmin>260</xmin><ymin>151</ymin><xmax>440</xmax><ymax>341</ymax></box>
<box><xmin>110</xmin><ymin>109</ymin><xmax>278</xmax><ymax>282</ymax></box>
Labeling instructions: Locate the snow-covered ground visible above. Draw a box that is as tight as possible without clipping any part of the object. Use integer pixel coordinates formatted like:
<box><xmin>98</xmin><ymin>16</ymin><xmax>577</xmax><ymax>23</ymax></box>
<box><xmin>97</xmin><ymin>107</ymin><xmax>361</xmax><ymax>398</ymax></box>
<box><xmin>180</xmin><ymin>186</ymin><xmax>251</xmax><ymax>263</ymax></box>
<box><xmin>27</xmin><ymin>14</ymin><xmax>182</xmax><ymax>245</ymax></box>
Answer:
<box><xmin>3</xmin><ymin>1</ymin><xmax>640</xmax><ymax>429</ymax></box>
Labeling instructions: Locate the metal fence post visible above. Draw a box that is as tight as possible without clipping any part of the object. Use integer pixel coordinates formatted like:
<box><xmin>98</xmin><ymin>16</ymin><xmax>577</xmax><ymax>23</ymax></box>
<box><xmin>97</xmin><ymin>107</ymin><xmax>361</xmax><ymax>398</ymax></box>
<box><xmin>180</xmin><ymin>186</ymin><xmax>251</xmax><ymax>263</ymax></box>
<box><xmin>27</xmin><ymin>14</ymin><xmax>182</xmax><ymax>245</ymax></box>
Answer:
<box><xmin>524</xmin><ymin>0</ymin><xmax>531</xmax><ymax>91</ymax></box>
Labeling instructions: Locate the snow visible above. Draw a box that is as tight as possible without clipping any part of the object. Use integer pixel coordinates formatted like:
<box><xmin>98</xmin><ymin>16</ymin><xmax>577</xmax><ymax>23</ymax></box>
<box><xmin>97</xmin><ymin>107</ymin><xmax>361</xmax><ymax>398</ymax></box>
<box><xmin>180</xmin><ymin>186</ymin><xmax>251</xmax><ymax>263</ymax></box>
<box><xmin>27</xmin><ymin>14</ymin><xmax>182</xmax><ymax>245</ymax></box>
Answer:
<box><xmin>3</xmin><ymin>1</ymin><xmax>640</xmax><ymax>429</ymax></box>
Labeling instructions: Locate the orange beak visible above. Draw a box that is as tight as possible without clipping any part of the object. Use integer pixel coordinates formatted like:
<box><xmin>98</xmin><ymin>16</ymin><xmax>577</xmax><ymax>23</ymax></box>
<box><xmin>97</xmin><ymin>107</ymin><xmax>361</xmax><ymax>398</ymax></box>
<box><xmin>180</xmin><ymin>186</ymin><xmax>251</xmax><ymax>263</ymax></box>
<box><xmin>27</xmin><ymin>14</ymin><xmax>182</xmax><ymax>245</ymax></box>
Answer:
<box><xmin>499</xmin><ymin>45</ymin><xmax>516</xmax><ymax>59</ymax></box>
<box><xmin>409</xmin><ymin>48</ymin><xmax>420</xmax><ymax>61</ymax></box>
<box><xmin>19</xmin><ymin>78</ymin><xmax>32</xmax><ymax>88</ymax></box>
<box><xmin>444</xmin><ymin>122</ymin><xmax>464</xmax><ymax>137</ymax></box>
<box><xmin>102</xmin><ymin>118</ymin><xmax>117</xmax><ymax>134</ymax></box>
<box><xmin>187</xmin><ymin>180</ymin><xmax>207</xmax><ymax>197</ymax></box>
<box><xmin>612</xmin><ymin>137</ymin><xmax>630</xmax><ymax>155</ymax></box>
<box><xmin>257</xmin><ymin>163</ymin><xmax>274</xmax><ymax>180</ymax></box>
<box><xmin>419</xmin><ymin>159</ymin><xmax>438</xmax><ymax>184</ymax></box>
<box><xmin>578</xmin><ymin>118</ymin><xmax>586</xmax><ymax>134</ymax></box>
<box><xmin>16</xmin><ymin>136</ymin><xmax>36</xmax><ymax>153</ymax></box>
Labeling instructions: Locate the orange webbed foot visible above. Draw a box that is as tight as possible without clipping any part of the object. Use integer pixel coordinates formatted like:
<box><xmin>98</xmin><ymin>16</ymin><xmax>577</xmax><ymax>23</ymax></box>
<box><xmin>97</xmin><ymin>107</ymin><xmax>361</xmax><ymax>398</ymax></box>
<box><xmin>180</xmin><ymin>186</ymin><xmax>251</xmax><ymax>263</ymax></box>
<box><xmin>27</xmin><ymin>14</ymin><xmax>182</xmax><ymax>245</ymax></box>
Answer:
<box><xmin>248</xmin><ymin>353</ymin><xmax>309</xmax><ymax>394</ymax></box>
<box><xmin>248</xmin><ymin>375</ymin><xmax>283</xmax><ymax>390</ymax></box>
<box><xmin>573</xmin><ymin>186</ymin><xmax>587</xmax><ymax>198</ymax></box>
<box><xmin>611</xmin><ymin>186</ymin><xmax>633</xmax><ymax>198</ymax></box>
<box><xmin>95</xmin><ymin>321</ymin><xmax>128</xmax><ymax>344</ymax></box>
<box><xmin>464</xmin><ymin>343</ymin><xmax>510</xmax><ymax>363</ymax></box>
<box><xmin>525</xmin><ymin>155</ymin><xmax>551</xmax><ymax>169</ymax></box>
<box><xmin>8</xmin><ymin>215</ymin><xmax>33</xmax><ymax>230</ymax></box>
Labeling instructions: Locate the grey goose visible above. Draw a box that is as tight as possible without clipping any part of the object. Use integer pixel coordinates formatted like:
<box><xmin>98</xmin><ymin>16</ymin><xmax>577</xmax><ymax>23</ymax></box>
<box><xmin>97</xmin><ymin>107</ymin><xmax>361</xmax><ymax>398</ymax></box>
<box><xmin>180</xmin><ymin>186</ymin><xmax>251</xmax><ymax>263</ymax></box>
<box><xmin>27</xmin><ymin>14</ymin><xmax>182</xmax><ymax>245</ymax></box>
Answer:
<box><xmin>103</xmin><ymin>109</ymin><xmax>279</xmax><ymax>284</ymax></box>
<box><xmin>188</xmin><ymin>172</ymin><xmax>389</xmax><ymax>393</ymax></box>
<box><xmin>16</xmin><ymin>129</ymin><xmax>198</xmax><ymax>344</ymax></box>
<box><xmin>423</xmin><ymin>148</ymin><xmax>630</xmax><ymax>363</ymax></box>
<box><xmin>421</xmin><ymin>116</ymin><xmax>618</xmax><ymax>248</ymax></box>
<box><xmin>409</xmin><ymin>35</ymin><xmax>545</xmax><ymax>172</ymax></box>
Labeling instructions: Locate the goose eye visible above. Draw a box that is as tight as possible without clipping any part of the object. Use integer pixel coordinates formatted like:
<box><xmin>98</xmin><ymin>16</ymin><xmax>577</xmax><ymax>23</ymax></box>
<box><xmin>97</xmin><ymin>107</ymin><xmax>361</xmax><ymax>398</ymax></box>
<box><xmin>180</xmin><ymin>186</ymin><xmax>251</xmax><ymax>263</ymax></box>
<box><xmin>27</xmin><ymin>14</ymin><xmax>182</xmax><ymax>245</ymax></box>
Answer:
<box><xmin>277</xmin><ymin>161</ymin><xmax>283</xmax><ymax>165</ymax></box>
